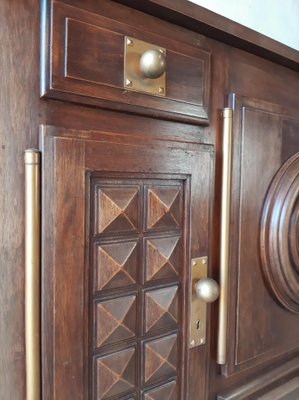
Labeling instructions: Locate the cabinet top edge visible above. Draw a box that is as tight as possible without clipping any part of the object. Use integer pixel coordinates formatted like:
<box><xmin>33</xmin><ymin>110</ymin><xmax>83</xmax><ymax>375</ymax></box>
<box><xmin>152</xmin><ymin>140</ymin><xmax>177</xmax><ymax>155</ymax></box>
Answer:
<box><xmin>113</xmin><ymin>0</ymin><xmax>299</xmax><ymax>72</ymax></box>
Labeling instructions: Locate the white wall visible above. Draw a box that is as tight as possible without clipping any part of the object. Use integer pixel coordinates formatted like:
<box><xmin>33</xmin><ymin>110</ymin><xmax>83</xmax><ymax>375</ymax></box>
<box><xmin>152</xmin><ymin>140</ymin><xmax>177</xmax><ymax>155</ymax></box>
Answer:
<box><xmin>189</xmin><ymin>0</ymin><xmax>299</xmax><ymax>51</ymax></box>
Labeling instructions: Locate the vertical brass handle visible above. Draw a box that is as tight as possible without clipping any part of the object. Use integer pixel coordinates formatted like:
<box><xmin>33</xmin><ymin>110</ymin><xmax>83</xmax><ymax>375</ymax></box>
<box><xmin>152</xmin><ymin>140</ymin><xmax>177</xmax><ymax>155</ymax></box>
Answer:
<box><xmin>25</xmin><ymin>149</ymin><xmax>41</xmax><ymax>400</ymax></box>
<box><xmin>217</xmin><ymin>108</ymin><xmax>233</xmax><ymax>365</ymax></box>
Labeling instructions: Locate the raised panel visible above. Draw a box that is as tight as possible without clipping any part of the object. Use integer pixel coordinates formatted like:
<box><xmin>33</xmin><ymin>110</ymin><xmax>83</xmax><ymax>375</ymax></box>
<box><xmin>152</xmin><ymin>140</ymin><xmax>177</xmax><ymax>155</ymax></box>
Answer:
<box><xmin>41</xmin><ymin>0</ymin><xmax>211</xmax><ymax>124</ymax></box>
<box><xmin>91</xmin><ymin>178</ymin><xmax>185</xmax><ymax>398</ymax></box>
<box><xmin>143</xmin><ymin>334</ymin><xmax>178</xmax><ymax>385</ymax></box>
<box><xmin>95</xmin><ymin>240</ymin><xmax>139</xmax><ymax>291</ymax></box>
<box><xmin>94</xmin><ymin>295</ymin><xmax>137</xmax><ymax>349</ymax></box>
<box><xmin>65</xmin><ymin>18</ymin><xmax>124</xmax><ymax>88</ymax></box>
<box><xmin>145</xmin><ymin>185</ymin><xmax>182</xmax><ymax>232</ymax></box>
<box><xmin>94</xmin><ymin>346</ymin><xmax>136</xmax><ymax>399</ymax></box>
<box><xmin>95</xmin><ymin>185</ymin><xmax>140</xmax><ymax>235</ymax></box>
<box><xmin>235</xmin><ymin>106</ymin><xmax>281</xmax><ymax>365</ymax></box>
<box><xmin>225</xmin><ymin>96</ymin><xmax>299</xmax><ymax>376</ymax></box>
<box><xmin>144</xmin><ymin>236</ymin><xmax>181</xmax><ymax>282</ymax></box>
<box><xmin>144</xmin><ymin>285</ymin><xmax>179</xmax><ymax>334</ymax></box>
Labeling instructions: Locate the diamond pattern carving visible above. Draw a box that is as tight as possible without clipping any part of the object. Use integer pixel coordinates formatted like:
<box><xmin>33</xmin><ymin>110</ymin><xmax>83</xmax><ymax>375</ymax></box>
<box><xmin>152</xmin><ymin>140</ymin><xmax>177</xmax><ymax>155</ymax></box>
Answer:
<box><xmin>96</xmin><ymin>186</ymin><xmax>139</xmax><ymax>234</ymax></box>
<box><xmin>145</xmin><ymin>286</ymin><xmax>178</xmax><ymax>333</ymax></box>
<box><xmin>144</xmin><ymin>381</ymin><xmax>177</xmax><ymax>400</ymax></box>
<box><xmin>95</xmin><ymin>347</ymin><xmax>136</xmax><ymax>399</ymax></box>
<box><xmin>95</xmin><ymin>295</ymin><xmax>136</xmax><ymax>348</ymax></box>
<box><xmin>96</xmin><ymin>240</ymin><xmax>138</xmax><ymax>291</ymax></box>
<box><xmin>144</xmin><ymin>334</ymin><xmax>177</xmax><ymax>384</ymax></box>
<box><xmin>145</xmin><ymin>236</ymin><xmax>181</xmax><ymax>281</ymax></box>
<box><xmin>146</xmin><ymin>186</ymin><xmax>181</xmax><ymax>231</ymax></box>
<box><xmin>92</xmin><ymin>179</ymin><xmax>184</xmax><ymax>399</ymax></box>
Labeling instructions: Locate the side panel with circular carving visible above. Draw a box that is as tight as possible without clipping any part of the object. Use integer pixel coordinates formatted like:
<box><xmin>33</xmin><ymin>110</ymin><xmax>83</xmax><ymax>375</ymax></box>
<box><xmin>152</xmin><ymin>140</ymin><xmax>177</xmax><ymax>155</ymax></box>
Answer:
<box><xmin>260</xmin><ymin>152</ymin><xmax>299</xmax><ymax>313</ymax></box>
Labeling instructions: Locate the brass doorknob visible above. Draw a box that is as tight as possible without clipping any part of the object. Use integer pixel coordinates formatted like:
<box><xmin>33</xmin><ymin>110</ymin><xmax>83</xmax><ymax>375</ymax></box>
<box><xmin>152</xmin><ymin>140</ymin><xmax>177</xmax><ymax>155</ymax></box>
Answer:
<box><xmin>195</xmin><ymin>278</ymin><xmax>220</xmax><ymax>303</ymax></box>
<box><xmin>140</xmin><ymin>49</ymin><xmax>166</xmax><ymax>79</ymax></box>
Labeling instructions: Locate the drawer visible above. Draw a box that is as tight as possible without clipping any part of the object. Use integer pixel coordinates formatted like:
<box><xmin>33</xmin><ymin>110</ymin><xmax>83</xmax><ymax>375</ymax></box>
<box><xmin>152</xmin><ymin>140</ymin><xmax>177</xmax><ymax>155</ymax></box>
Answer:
<box><xmin>41</xmin><ymin>0</ymin><xmax>211</xmax><ymax>124</ymax></box>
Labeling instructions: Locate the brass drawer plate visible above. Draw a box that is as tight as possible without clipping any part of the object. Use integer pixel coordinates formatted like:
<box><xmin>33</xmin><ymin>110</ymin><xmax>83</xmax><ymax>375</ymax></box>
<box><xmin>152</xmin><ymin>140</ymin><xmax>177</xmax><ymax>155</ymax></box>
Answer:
<box><xmin>124</xmin><ymin>36</ymin><xmax>166</xmax><ymax>97</ymax></box>
<box><xmin>190</xmin><ymin>256</ymin><xmax>208</xmax><ymax>348</ymax></box>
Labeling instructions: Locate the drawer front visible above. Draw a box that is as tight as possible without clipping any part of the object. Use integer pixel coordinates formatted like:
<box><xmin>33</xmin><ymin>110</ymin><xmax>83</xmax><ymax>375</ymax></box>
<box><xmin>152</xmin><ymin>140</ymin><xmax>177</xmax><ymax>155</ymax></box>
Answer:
<box><xmin>41</xmin><ymin>0</ymin><xmax>211</xmax><ymax>124</ymax></box>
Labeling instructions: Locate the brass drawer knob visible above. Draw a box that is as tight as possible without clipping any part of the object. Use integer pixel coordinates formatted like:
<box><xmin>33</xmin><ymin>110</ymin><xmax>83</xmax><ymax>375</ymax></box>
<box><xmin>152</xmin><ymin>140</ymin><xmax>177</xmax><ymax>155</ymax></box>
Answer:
<box><xmin>140</xmin><ymin>49</ymin><xmax>166</xmax><ymax>79</ymax></box>
<box><xmin>195</xmin><ymin>278</ymin><xmax>220</xmax><ymax>303</ymax></box>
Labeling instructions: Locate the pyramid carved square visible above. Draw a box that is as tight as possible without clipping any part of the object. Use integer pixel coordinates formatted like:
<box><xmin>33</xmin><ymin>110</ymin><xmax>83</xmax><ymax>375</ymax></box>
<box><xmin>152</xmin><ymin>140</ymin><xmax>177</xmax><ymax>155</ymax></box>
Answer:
<box><xmin>95</xmin><ymin>346</ymin><xmax>136</xmax><ymax>399</ymax></box>
<box><xmin>95</xmin><ymin>240</ymin><xmax>139</xmax><ymax>291</ymax></box>
<box><xmin>144</xmin><ymin>285</ymin><xmax>178</xmax><ymax>334</ymax></box>
<box><xmin>143</xmin><ymin>334</ymin><xmax>178</xmax><ymax>385</ymax></box>
<box><xmin>145</xmin><ymin>185</ymin><xmax>182</xmax><ymax>232</ymax></box>
<box><xmin>94</xmin><ymin>295</ymin><xmax>137</xmax><ymax>349</ymax></box>
<box><xmin>145</xmin><ymin>236</ymin><xmax>181</xmax><ymax>282</ymax></box>
<box><xmin>95</xmin><ymin>185</ymin><xmax>140</xmax><ymax>235</ymax></box>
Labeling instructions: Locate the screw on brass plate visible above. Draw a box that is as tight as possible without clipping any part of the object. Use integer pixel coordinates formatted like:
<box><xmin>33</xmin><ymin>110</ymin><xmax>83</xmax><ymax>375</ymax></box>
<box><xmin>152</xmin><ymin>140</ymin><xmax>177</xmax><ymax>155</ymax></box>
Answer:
<box><xmin>200</xmin><ymin>338</ymin><xmax>205</xmax><ymax>344</ymax></box>
<box><xmin>190</xmin><ymin>340</ymin><xmax>195</xmax><ymax>346</ymax></box>
<box><xmin>125</xmin><ymin>79</ymin><xmax>133</xmax><ymax>87</ymax></box>
<box><xmin>158</xmin><ymin>87</ymin><xmax>165</xmax><ymax>94</ymax></box>
<box><xmin>202</xmin><ymin>258</ymin><xmax>207</xmax><ymax>264</ymax></box>
<box><xmin>126</xmin><ymin>38</ymin><xmax>133</xmax><ymax>47</ymax></box>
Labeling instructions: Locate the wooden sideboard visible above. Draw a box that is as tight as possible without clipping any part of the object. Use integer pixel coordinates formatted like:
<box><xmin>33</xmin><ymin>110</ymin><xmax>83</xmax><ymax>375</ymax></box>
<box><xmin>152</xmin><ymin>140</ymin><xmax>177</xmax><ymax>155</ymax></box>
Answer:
<box><xmin>1</xmin><ymin>1</ymin><xmax>298</xmax><ymax>399</ymax></box>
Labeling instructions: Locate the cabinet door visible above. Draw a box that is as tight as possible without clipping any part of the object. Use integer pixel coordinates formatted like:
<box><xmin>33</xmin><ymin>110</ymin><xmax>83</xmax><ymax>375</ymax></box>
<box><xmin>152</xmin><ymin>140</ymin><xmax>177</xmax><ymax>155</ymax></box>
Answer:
<box><xmin>214</xmin><ymin>95</ymin><xmax>299</xmax><ymax>399</ymax></box>
<box><xmin>40</xmin><ymin>126</ymin><xmax>213</xmax><ymax>400</ymax></box>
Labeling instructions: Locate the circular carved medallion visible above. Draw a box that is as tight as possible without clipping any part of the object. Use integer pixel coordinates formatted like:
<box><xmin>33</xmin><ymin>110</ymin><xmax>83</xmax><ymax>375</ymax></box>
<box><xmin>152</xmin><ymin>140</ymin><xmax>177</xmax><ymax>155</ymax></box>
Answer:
<box><xmin>260</xmin><ymin>152</ymin><xmax>299</xmax><ymax>313</ymax></box>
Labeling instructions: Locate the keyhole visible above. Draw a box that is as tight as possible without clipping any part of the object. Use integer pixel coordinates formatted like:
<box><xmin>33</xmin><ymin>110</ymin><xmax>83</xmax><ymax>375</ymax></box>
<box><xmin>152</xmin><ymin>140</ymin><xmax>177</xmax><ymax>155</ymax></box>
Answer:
<box><xmin>196</xmin><ymin>320</ymin><xmax>200</xmax><ymax>330</ymax></box>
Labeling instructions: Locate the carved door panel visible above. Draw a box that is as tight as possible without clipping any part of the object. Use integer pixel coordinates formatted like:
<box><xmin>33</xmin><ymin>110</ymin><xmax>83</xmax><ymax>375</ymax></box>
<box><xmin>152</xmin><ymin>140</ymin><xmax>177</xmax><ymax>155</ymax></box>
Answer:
<box><xmin>40</xmin><ymin>125</ymin><xmax>213</xmax><ymax>400</ymax></box>
<box><xmin>213</xmin><ymin>95</ymin><xmax>299</xmax><ymax>399</ymax></box>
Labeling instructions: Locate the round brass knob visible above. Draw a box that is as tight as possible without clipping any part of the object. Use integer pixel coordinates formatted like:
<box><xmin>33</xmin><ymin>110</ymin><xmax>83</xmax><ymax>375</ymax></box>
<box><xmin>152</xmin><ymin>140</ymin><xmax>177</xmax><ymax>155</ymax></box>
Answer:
<box><xmin>195</xmin><ymin>278</ymin><xmax>220</xmax><ymax>303</ymax></box>
<box><xmin>140</xmin><ymin>49</ymin><xmax>166</xmax><ymax>79</ymax></box>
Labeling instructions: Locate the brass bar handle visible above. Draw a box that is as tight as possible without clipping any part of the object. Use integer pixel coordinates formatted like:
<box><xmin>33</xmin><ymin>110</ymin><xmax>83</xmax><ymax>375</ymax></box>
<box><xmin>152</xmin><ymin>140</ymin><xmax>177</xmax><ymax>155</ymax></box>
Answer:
<box><xmin>217</xmin><ymin>108</ymin><xmax>233</xmax><ymax>365</ymax></box>
<box><xmin>25</xmin><ymin>149</ymin><xmax>41</xmax><ymax>400</ymax></box>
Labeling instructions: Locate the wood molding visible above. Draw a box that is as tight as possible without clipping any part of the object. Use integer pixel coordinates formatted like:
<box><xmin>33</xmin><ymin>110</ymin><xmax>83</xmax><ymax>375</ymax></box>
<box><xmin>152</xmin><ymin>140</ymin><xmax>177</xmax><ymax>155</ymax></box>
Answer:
<box><xmin>258</xmin><ymin>377</ymin><xmax>299</xmax><ymax>400</ymax></box>
<box><xmin>260</xmin><ymin>152</ymin><xmax>299</xmax><ymax>314</ymax></box>
<box><xmin>217</xmin><ymin>356</ymin><xmax>299</xmax><ymax>400</ymax></box>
